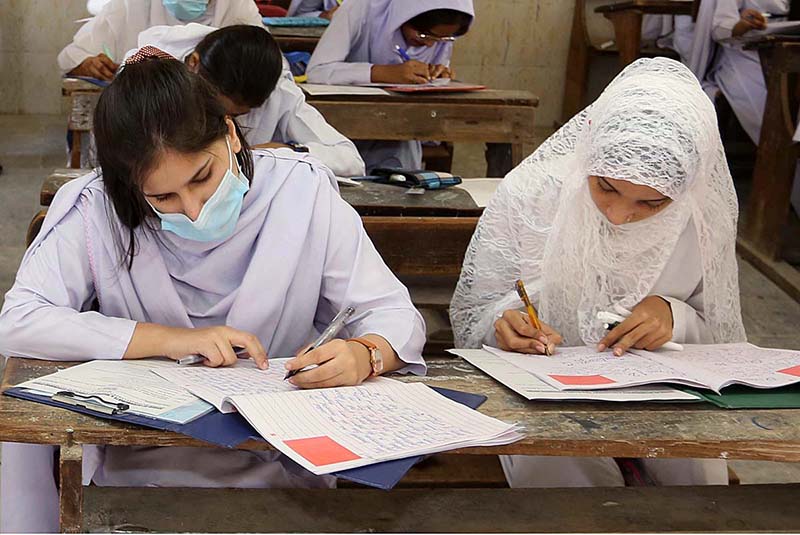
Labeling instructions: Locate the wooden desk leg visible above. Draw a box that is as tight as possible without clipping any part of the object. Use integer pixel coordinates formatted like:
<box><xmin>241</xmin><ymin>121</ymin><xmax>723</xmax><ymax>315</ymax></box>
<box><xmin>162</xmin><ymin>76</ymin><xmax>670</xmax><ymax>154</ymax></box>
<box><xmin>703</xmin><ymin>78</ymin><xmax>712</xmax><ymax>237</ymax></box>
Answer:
<box><xmin>485</xmin><ymin>143</ymin><xmax>513</xmax><ymax>177</ymax></box>
<box><xmin>562</xmin><ymin>0</ymin><xmax>591</xmax><ymax>122</ymax></box>
<box><xmin>59</xmin><ymin>443</ymin><xmax>84</xmax><ymax>533</ymax></box>
<box><xmin>605</xmin><ymin>11</ymin><xmax>643</xmax><ymax>67</ymax></box>
<box><xmin>69</xmin><ymin>132</ymin><xmax>82</xmax><ymax>169</ymax></box>
<box><xmin>743</xmin><ymin>50</ymin><xmax>799</xmax><ymax>259</ymax></box>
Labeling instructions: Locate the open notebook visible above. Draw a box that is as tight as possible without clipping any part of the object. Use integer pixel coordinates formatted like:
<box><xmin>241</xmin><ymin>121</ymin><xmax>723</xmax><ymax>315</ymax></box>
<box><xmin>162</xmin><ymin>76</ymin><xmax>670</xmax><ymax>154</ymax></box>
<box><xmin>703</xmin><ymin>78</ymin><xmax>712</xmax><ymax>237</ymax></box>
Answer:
<box><xmin>153</xmin><ymin>360</ymin><xmax>522</xmax><ymax>475</ymax></box>
<box><xmin>484</xmin><ymin>343</ymin><xmax>800</xmax><ymax>394</ymax></box>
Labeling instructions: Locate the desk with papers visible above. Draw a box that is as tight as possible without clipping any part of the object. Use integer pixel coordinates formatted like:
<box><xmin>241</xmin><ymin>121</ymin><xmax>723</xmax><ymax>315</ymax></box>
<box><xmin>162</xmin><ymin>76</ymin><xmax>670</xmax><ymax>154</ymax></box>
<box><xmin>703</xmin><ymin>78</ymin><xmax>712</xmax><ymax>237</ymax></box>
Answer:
<box><xmin>2</xmin><ymin>355</ymin><xmax>800</xmax><ymax>532</ymax></box>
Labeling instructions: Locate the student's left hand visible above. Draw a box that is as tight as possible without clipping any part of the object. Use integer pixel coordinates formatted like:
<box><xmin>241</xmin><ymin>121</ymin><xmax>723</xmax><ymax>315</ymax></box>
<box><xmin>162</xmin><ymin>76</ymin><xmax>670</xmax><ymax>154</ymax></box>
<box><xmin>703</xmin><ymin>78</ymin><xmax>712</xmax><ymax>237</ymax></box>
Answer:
<box><xmin>429</xmin><ymin>64</ymin><xmax>454</xmax><ymax>80</ymax></box>
<box><xmin>597</xmin><ymin>296</ymin><xmax>674</xmax><ymax>356</ymax></box>
<box><xmin>284</xmin><ymin>339</ymin><xmax>372</xmax><ymax>389</ymax></box>
<box><xmin>320</xmin><ymin>5</ymin><xmax>339</xmax><ymax>20</ymax></box>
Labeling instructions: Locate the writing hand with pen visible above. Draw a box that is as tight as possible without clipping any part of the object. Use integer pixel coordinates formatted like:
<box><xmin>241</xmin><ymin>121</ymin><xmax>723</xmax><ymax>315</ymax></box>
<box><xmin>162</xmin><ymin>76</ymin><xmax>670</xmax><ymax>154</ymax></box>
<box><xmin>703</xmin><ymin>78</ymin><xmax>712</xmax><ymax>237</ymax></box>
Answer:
<box><xmin>733</xmin><ymin>8</ymin><xmax>768</xmax><ymax>37</ymax></box>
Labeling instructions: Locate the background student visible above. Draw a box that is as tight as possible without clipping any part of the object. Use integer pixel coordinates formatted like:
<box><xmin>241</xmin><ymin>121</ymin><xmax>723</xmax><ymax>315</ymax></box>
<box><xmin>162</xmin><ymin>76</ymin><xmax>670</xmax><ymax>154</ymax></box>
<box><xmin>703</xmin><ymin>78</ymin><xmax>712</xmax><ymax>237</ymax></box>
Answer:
<box><xmin>137</xmin><ymin>23</ymin><xmax>365</xmax><ymax>177</ymax></box>
<box><xmin>58</xmin><ymin>0</ymin><xmax>262</xmax><ymax>81</ymax></box>
<box><xmin>450</xmin><ymin>58</ymin><xmax>744</xmax><ymax>487</ymax></box>
<box><xmin>0</xmin><ymin>53</ymin><xmax>425</xmax><ymax>533</ymax></box>
<box><xmin>306</xmin><ymin>0</ymin><xmax>474</xmax><ymax>171</ymax></box>
<box><xmin>287</xmin><ymin>0</ymin><xmax>342</xmax><ymax>19</ymax></box>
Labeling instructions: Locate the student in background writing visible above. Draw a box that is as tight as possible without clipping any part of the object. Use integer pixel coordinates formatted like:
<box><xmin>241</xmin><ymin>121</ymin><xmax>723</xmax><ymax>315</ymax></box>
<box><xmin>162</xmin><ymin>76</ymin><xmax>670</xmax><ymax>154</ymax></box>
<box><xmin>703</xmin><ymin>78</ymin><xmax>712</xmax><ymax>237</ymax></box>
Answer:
<box><xmin>288</xmin><ymin>0</ymin><xmax>342</xmax><ymax>19</ymax></box>
<box><xmin>0</xmin><ymin>52</ymin><xmax>425</xmax><ymax>533</ymax></box>
<box><xmin>136</xmin><ymin>24</ymin><xmax>365</xmax><ymax>177</ymax></box>
<box><xmin>59</xmin><ymin>0</ymin><xmax>262</xmax><ymax>81</ymax></box>
<box><xmin>450</xmin><ymin>58</ymin><xmax>745</xmax><ymax>487</ymax></box>
<box><xmin>306</xmin><ymin>0</ymin><xmax>474</xmax><ymax>171</ymax></box>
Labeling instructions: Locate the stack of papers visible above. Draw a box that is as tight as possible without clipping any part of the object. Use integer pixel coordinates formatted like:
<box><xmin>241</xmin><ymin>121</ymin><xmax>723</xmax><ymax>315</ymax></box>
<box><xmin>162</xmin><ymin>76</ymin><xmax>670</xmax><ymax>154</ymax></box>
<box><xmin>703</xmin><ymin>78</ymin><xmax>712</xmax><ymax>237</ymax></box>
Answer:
<box><xmin>482</xmin><ymin>343</ymin><xmax>800</xmax><ymax>394</ymax></box>
<box><xmin>15</xmin><ymin>360</ymin><xmax>213</xmax><ymax>424</ymax></box>
<box><xmin>449</xmin><ymin>349</ymin><xmax>699</xmax><ymax>402</ymax></box>
<box><xmin>302</xmin><ymin>84</ymin><xmax>390</xmax><ymax>96</ymax></box>
<box><xmin>154</xmin><ymin>360</ymin><xmax>522</xmax><ymax>475</ymax></box>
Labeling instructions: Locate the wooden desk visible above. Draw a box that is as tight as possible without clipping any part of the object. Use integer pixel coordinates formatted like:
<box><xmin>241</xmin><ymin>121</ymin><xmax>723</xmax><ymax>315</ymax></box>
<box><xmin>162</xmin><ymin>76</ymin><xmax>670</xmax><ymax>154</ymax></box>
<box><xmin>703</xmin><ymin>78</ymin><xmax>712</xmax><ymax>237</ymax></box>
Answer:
<box><xmin>737</xmin><ymin>37</ymin><xmax>800</xmax><ymax>302</ymax></box>
<box><xmin>305</xmin><ymin>89</ymin><xmax>539</xmax><ymax>177</ymax></box>
<box><xmin>3</xmin><ymin>357</ymin><xmax>800</xmax><ymax>532</ymax></box>
<box><xmin>266</xmin><ymin>24</ymin><xmax>325</xmax><ymax>53</ymax></box>
<box><xmin>61</xmin><ymin>79</ymin><xmax>103</xmax><ymax>169</ymax></box>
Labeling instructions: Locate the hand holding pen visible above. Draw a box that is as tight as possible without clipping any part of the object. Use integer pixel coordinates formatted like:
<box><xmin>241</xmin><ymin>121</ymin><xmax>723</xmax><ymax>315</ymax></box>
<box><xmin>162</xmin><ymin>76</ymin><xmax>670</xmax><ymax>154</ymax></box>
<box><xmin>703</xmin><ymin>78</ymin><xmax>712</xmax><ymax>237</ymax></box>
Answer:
<box><xmin>284</xmin><ymin>307</ymin><xmax>355</xmax><ymax>380</ymax></box>
<box><xmin>493</xmin><ymin>280</ymin><xmax>563</xmax><ymax>355</ymax></box>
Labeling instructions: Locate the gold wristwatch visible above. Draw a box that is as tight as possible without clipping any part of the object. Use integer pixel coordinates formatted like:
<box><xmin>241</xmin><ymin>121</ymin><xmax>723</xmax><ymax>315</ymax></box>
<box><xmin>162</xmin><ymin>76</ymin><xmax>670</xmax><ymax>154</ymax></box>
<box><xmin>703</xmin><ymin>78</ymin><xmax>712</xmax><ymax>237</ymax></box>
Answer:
<box><xmin>347</xmin><ymin>337</ymin><xmax>384</xmax><ymax>377</ymax></box>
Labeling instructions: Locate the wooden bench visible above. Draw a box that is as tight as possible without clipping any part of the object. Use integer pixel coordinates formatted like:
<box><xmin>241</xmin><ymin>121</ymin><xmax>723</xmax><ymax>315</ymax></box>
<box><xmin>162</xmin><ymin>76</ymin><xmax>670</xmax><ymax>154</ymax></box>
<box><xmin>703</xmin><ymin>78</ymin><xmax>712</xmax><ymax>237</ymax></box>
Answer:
<box><xmin>265</xmin><ymin>24</ymin><xmax>326</xmax><ymax>53</ymax></box>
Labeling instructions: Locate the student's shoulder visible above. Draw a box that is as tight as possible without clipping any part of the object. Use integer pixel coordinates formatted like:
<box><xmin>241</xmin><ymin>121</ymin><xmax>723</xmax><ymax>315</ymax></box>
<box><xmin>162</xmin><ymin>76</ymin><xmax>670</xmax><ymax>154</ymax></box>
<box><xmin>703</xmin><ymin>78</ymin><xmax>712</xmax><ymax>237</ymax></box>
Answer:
<box><xmin>252</xmin><ymin>149</ymin><xmax>337</xmax><ymax>192</ymax></box>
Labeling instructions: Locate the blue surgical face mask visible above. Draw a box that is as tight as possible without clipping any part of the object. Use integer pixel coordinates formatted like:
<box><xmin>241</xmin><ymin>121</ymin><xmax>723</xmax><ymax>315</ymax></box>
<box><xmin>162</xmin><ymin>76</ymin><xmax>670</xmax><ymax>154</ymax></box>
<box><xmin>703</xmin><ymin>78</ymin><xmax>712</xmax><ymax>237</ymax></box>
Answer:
<box><xmin>148</xmin><ymin>137</ymin><xmax>250</xmax><ymax>243</ymax></box>
<box><xmin>162</xmin><ymin>0</ymin><xmax>210</xmax><ymax>22</ymax></box>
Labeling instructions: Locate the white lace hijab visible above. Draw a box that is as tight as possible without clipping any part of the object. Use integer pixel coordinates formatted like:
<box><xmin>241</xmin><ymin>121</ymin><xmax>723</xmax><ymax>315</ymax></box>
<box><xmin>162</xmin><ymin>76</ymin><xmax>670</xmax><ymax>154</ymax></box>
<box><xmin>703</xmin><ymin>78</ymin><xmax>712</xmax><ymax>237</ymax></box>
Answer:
<box><xmin>451</xmin><ymin>58</ymin><xmax>745</xmax><ymax>348</ymax></box>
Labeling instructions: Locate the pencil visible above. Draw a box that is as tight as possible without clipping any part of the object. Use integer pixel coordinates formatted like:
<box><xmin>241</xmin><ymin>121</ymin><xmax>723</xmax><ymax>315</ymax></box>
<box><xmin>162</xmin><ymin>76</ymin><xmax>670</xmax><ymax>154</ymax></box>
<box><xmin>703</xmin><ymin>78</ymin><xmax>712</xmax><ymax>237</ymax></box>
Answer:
<box><xmin>515</xmin><ymin>279</ymin><xmax>551</xmax><ymax>355</ymax></box>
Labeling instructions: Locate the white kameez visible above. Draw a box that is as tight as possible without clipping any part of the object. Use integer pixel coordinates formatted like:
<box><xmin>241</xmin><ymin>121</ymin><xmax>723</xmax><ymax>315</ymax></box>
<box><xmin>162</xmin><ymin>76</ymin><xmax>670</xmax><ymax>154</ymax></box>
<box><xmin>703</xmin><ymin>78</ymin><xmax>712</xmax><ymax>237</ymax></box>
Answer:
<box><xmin>450</xmin><ymin>58</ymin><xmax>745</xmax><ymax>489</ymax></box>
<box><xmin>57</xmin><ymin>0</ymin><xmax>263</xmax><ymax>74</ymax></box>
<box><xmin>135</xmin><ymin>24</ymin><xmax>366</xmax><ymax>177</ymax></box>
<box><xmin>0</xmin><ymin>152</ymin><xmax>426</xmax><ymax>532</ymax></box>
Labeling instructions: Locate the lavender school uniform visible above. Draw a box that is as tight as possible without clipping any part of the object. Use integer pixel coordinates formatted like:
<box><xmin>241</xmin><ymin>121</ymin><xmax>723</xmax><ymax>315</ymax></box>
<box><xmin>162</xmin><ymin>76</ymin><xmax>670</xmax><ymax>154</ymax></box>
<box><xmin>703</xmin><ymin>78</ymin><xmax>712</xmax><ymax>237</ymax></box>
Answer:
<box><xmin>288</xmin><ymin>0</ymin><xmax>342</xmax><ymax>18</ymax></box>
<box><xmin>0</xmin><ymin>151</ymin><xmax>426</xmax><ymax>533</ymax></box>
<box><xmin>306</xmin><ymin>0</ymin><xmax>475</xmax><ymax>172</ymax></box>
<box><xmin>136</xmin><ymin>24</ymin><xmax>366</xmax><ymax>177</ymax></box>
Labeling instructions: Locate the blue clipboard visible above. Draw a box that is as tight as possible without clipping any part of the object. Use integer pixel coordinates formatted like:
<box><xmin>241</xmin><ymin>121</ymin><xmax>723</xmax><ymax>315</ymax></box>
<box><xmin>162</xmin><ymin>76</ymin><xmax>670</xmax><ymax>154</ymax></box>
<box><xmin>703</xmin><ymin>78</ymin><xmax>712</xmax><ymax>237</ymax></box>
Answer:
<box><xmin>4</xmin><ymin>386</ymin><xmax>486</xmax><ymax>490</ymax></box>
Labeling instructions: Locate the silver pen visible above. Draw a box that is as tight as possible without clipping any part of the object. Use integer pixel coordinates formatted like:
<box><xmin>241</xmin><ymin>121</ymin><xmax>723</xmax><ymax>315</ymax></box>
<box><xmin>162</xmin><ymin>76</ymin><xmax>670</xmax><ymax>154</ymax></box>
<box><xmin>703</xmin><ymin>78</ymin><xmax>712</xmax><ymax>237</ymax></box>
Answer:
<box><xmin>284</xmin><ymin>306</ymin><xmax>356</xmax><ymax>380</ymax></box>
<box><xmin>177</xmin><ymin>346</ymin><xmax>249</xmax><ymax>366</ymax></box>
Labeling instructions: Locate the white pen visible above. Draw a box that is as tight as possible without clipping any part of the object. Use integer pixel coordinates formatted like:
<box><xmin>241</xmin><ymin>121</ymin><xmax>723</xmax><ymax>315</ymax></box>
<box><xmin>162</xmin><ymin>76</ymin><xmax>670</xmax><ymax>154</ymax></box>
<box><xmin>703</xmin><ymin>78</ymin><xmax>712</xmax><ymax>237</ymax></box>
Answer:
<box><xmin>596</xmin><ymin>311</ymin><xmax>684</xmax><ymax>352</ymax></box>
<box><xmin>284</xmin><ymin>306</ymin><xmax>356</xmax><ymax>380</ymax></box>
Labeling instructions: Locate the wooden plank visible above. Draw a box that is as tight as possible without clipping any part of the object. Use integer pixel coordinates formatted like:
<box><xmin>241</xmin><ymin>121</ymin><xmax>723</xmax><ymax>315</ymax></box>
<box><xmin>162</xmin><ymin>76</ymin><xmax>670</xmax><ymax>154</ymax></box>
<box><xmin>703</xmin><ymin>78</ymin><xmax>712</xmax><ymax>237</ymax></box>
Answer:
<box><xmin>83</xmin><ymin>484</ymin><xmax>800</xmax><ymax>533</ymax></box>
<box><xmin>59</xmin><ymin>443</ymin><xmax>84</xmax><ymax>533</ymax></box>
<box><xmin>306</xmin><ymin>89</ymin><xmax>539</xmax><ymax>106</ymax></box>
<box><xmin>602</xmin><ymin>10</ymin><xmax>644</xmax><ymax>66</ymax></box>
<box><xmin>595</xmin><ymin>0</ymin><xmax>693</xmax><ymax>14</ymax></box>
<box><xmin>341</xmin><ymin>181</ymin><xmax>482</xmax><ymax>217</ymax></box>
<box><xmin>362</xmin><ymin>217</ymin><xmax>478</xmax><ymax>277</ymax></box>
<box><xmin>339</xmin><ymin>454</ymin><xmax>507</xmax><ymax>489</ymax></box>
<box><xmin>5</xmin><ymin>357</ymin><xmax>800</xmax><ymax>462</ymax></box>
<box><xmin>737</xmin><ymin>236</ymin><xmax>800</xmax><ymax>303</ymax></box>
<box><xmin>308</xmin><ymin>100</ymin><xmax>537</xmax><ymax>144</ymax></box>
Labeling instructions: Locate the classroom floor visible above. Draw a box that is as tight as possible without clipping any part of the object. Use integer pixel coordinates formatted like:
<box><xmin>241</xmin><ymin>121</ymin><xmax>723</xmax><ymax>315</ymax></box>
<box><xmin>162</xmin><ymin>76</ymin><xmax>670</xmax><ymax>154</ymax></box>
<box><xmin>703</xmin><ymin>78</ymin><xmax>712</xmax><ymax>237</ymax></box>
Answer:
<box><xmin>1</xmin><ymin>114</ymin><xmax>800</xmax><ymax>511</ymax></box>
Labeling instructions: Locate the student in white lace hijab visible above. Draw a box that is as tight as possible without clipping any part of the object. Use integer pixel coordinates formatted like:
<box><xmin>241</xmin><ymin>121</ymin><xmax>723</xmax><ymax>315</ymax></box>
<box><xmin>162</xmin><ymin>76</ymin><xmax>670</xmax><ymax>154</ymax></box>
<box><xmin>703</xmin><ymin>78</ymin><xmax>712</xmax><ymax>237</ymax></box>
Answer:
<box><xmin>451</xmin><ymin>57</ymin><xmax>745</xmax><ymax>487</ymax></box>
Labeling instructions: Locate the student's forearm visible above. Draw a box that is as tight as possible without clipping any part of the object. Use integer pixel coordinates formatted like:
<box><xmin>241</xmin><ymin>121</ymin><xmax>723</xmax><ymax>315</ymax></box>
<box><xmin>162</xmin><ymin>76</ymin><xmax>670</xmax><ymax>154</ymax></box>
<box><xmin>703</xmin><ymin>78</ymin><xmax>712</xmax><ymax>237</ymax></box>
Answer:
<box><xmin>123</xmin><ymin>322</ymin><xmax>181</xmax><ymax>360</ymax></box>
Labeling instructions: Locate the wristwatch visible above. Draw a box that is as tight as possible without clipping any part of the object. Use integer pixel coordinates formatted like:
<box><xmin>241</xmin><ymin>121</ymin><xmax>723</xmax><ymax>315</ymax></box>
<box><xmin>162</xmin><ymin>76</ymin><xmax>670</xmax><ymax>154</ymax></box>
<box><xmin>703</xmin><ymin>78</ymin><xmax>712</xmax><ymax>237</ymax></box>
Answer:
<box><xmin>286</xmin><ymin>141</ymin><xmax>310</xmax><ymax>153</ymax></box>
<box><xmin>347</xmin><ymin>337</ymin><xmax>384</xmax><ymax>377</ymax></box>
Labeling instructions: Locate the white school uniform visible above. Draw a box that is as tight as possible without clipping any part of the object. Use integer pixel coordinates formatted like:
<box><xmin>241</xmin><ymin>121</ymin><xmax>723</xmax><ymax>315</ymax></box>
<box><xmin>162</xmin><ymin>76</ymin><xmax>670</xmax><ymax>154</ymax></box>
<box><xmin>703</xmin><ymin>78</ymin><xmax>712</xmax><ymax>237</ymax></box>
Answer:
<box><xmin>0</xmin><ymin>152</ymin><xmax>426</xmax><ymax>532</ymax></box>
<box><xmin>287</xmin><ymin>0</ymin><xmax>341</xmax><ymax>18</ymax></box>
<box><xmin>136</xmin><ymin>24</ymin><xmax>365</xmax><ymax>177</ymax></box>
<box><xmin>57</xmin><ymin>0</ymin><xmax>263</xmax><ymax>74</ymax></box>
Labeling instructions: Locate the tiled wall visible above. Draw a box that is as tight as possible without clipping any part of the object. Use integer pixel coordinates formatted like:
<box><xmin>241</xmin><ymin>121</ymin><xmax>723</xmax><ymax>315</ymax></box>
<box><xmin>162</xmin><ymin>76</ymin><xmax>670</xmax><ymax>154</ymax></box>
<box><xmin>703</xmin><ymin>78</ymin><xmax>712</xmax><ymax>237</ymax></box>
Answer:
<box><xmin>0</xmin><ymin>0</ymin><xmax>90</xmax><ymax>114</ymax></box>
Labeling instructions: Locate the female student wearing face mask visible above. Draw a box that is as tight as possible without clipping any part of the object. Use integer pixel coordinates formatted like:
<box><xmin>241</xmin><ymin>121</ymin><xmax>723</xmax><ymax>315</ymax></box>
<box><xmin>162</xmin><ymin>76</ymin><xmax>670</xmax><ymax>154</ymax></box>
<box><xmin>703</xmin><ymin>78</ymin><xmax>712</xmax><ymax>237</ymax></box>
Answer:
<box><xmin>58</xmin><ymin>0</ymin><xmax>262</xmax><ymax>81</ymax></box>
<box><xmin>306</xmin><ymin>0</ymin><xmax>474</xmax><ymax>171</ymax></box>
<box><xmin>451</xmin><ymin>58</ymin><xmax>746</xmax><ymax>487</ymax></box>
<box><xmin>134</xmin><ymin>23</ymin><xmax>365</xmax><ymax>177</ymax></box>
<box><xmin>0</xmin><ymin>50</ymin><xmax>425</xmax><ymax>533</ymax></box>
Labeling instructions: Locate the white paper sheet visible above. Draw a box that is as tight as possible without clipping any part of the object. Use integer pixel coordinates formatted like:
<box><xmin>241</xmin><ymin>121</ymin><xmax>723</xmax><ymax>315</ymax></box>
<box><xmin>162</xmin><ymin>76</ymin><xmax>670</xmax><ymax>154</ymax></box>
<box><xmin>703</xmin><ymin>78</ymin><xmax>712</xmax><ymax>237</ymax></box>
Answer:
<box><xmin>17</xmin><ymin>360</ymin><xmax>212</xmax><ymax>423</ymax></box>
<box><xmin>153</xmin><ymin>358</ymin><xmax>297</xmax><ymax>413</ymax></box>
<box><xmin>230</xmin><ymin>379</ymin><xmax>523</xmax><ymax>475</ymax></box>
<box><xmin>448</xmin><ymin>349</ymin><xmax>699</xmax><ymax>402</ymax></box>
<box><xmin>454</xmin><ymin>178</ymin><xmax>502</xmax><ymax>208</ymax></box>
<box><xmin>301</xmin><ymin>83</ymin><xmax>390</xmax><ymax>96</ymax></box>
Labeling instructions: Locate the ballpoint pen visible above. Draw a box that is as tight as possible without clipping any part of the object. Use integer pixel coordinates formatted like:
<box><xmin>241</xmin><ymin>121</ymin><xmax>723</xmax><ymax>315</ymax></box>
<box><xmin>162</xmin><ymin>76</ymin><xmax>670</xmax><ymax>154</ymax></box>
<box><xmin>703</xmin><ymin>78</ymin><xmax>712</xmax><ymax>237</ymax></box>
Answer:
<box><xmin>284</xmin><ymin>306</ymin><xmax>356</xmax><ymax>380</ymax></box>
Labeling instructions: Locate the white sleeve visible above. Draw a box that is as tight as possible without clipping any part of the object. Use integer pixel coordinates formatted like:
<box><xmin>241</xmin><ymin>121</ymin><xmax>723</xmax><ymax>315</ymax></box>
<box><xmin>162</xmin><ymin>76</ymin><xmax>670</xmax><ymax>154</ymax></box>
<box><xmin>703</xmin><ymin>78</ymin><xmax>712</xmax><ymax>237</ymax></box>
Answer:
<box><xmin>306</xmin><ymin>2</ymin><xmax>372</xmax><ymax>85</ymax></box>
<box><xmin>225</xmin><ymin>0</ymin><xmax>265</xmax><ymax>26</ymax></box>
<box><xmin>0</xmin><ymin>205</ymin><xmax>137</xmax><ymax>361</ymax></box>
<box><xmin>711</xmin><ymin>0</ymin><xmax>743</xmax><ymax>41</ymax></box>
<box><xmin>658</xmin><ymin>285</ymin><xmax>712</xmax><ymax>345</ymax></box>
<box><xmin>269</xmin><ymin>74</ymin><xmax>366</xmax><ymax>176</ymax></box>
<box><xmin>315</xmin><ymin>169</ymin><xmax>426</xmax><ymax>374</ymax></box>
<box><xmin>57</xmin><ymin>2</ymin><xmax>126</xmax><ymax>73</ymax></box>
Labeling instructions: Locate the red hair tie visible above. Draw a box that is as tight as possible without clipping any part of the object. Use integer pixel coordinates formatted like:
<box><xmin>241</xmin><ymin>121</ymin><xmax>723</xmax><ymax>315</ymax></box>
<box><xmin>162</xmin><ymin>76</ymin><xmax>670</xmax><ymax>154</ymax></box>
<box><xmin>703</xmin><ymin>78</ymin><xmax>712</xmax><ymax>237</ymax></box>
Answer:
<box><xmin>124</xmin><ymin>45</ymin><xmax>176</xmax><ymax>66</ymax></box>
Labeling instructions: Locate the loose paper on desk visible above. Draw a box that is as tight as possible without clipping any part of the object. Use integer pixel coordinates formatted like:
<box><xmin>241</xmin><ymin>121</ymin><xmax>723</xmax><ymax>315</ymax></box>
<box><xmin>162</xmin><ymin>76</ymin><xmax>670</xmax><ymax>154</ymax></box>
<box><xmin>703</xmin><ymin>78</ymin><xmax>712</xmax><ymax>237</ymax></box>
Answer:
<box><xmin>448</xmin><ymin>349</ymin><xmax>699</xmax><ymax>402</ymax></box>
<box><xmin>485</xmin><ymin>343</ymin><xmax>800</xmax><ymax>393</ymax></box>
<box><xmin>454</xmin><ymin>178</ymin><xmax>502</xmax><ymax>208</ymax></box>
<box><xmin>16</xmin><ymin>360</ymin><xmax>212</xmax><ymax>424</ymax></box>
<box><xmin>301</xmin><ymin>83</ymin><xmax>390</xmax><ymax>96</ymax></box>
<box><xmin>153</xmin><ymin>362</ymin><xmax>523</xmax><ymax>475</ymax></box>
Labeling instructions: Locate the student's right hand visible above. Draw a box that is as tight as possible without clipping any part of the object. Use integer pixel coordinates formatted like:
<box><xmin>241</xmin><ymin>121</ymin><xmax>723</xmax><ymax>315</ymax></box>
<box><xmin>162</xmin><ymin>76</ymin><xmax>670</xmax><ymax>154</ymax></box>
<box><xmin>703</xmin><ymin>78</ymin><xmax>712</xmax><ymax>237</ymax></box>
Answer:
<box><xmin>494</xmin><ymin>310</ymin><xmax>563</xmax><ymax>355</ymax></box>
<box><xmin>371</xmin><ymin>61</ymin><xmax>431</xmax><ymax>84</ymax></box>
<box><xmin>69</xmin><ymin>53</ymin><xmax>119</xmax><ymax>81</ymax></box>
<box><xmin>733</xmin><ymin>8</ymin><xmax>767</xmax><ymax>37</ymax></box>
<box><xmin>165</xmin><ymin>326</ymin><xmax>268</xmax><ymax>369</ymax></box>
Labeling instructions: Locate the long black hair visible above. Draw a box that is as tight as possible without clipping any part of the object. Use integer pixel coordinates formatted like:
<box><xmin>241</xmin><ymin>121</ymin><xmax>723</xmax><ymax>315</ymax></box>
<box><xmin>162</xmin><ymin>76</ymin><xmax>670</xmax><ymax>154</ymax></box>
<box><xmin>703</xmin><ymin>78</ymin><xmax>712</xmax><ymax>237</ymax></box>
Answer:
<box><xmin>93</xmin><ymin>56</ymin><xmax>254</xmax><ymax>269</ymax></box>
<box><xmin>406</xmin><ymin>9</ymin><xmax>473</xmax><ymax>36</ymax></box>
<box><xmin>195</xmin><ymin>25</ymin><xmax>283</xmax><ymax>108</ymax></box>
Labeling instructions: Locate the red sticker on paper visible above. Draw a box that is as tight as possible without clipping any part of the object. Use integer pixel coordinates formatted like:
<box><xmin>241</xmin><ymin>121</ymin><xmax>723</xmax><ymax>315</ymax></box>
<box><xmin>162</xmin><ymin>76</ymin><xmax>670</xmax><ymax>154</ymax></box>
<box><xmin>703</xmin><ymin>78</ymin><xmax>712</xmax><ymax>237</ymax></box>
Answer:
<box><xmin>549</xmin><ymin>374</ymin><xmax>616</xmax><ymax>386</ymax></box>
<box><xmin>777</xmin><ymin>365</ymin><xmax>800</xmax><ymax>378</ymax></box>
<box><xmin>284</xmin><ymin>436</ymin><xmax>361</xmax><ymax>466</ymax></box>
